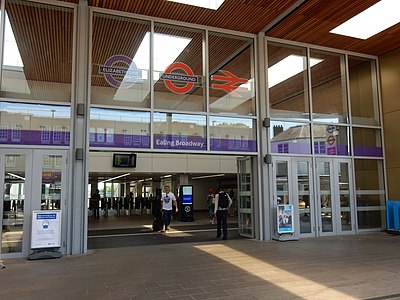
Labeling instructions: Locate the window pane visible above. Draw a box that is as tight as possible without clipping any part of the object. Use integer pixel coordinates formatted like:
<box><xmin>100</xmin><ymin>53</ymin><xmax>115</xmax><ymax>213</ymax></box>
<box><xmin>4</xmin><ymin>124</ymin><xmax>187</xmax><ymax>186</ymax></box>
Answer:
<box><xmin>154</xmin><ymin>113</ymin><xmax>206</xmax><ymax>151</ymax></box>
<box><xmin>310</xmin><ymin>50</ymin><xmax>348</xmax><ymax>123</ymax></box>
<box><xmin>91</xmin><ymin>13</ymin><xmax>151</xmax><ymax>108</ymax></box>
<box><xmin>268</xmin><ymin>43</ymin><xmax>309</xmax><ymax>120</ymax></box>
<box><xmin>1</xmin><ymin>0</ymin><xmax>73</xmax><ymax>102</ymax></box>
<box><xmin>90</xmin><ymin>108</ymin><xmax>150</xmax><ymax>148</ymax></box>
<box><xmin>209</xmin><ymin>32</ymin><xmax>255</xmax><ymax>115</ymax></box>
<box><xmin>0</xmin><ymin>102</ymin><xmax>70</xmax><ymax>146</ymax></box>
<box><xmin>354</xmin><ymin>159</ymin><xmax>385</xmax><ymax>229</ymax></box>
<box><xmin>154</xmin><ymin>23</ymin><xmax>204</xmax><ymax>111</ymax></box>
<box><xmin>210</xmin><ymin>117</ymin><xmax>256</xmax><ymax>152</ymax></box>
<box><xmin>349</xmin><ymin>56</ymin><xmax>380</xmax><ymax>126</ymax></box>
<box><xmin>353</xmin><ymin>127</ymin><xmax>383</xmax><ymax>157</ymax></box>
<box><xmin>313</xmin><ymin>124</ymin><xmax>349</xmax><ymax>156</ymax></box>
<box><xmin>2</xmin><ymin>154</ymin><xmax>26</xmax><ymax>254</ymax></box>
<box><xmin>270</xmin><ymin>121</ymin><xmax>311</xmax><ymax>154</ymax></box>
<box><xmin>41</xmin><ymin>155</ymin><xmax>62</xmax><ymax>210</ymax></box>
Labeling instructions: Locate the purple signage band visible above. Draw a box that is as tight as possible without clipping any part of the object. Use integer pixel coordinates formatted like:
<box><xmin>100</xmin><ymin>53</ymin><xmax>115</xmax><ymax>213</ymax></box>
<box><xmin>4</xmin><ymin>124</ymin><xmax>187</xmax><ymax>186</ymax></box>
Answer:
<box><xmin>154</xmin><ymin>134</ymin><xmax>206</xmax><ymax>150</ymax></box>
<box><xmin>0</xmin><ymin>129</ymin><xmax>70</xmax><ymax>146</ymax></box>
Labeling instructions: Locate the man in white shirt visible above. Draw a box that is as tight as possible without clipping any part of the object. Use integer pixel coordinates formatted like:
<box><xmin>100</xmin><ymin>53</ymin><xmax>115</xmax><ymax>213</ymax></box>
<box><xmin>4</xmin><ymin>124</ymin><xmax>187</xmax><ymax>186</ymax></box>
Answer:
<box><xmin>160</xmin><ymin>185</ymin><xmax>178</xmax><ymax>232</ymax></box>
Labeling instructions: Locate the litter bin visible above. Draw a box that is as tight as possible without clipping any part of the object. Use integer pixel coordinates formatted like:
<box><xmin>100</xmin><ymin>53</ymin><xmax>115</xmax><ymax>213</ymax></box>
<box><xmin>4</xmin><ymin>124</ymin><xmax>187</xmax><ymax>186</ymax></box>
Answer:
<box><xmin>386</xmin><ymin>200</ymin><xmax>400</xmax><ymax>233</ymax></box>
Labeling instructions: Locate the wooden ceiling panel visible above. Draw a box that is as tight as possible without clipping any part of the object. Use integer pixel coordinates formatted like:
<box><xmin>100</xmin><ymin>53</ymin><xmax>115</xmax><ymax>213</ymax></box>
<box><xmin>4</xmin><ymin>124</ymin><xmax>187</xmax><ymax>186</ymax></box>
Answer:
<box><xmin>85</xmin><ymin>0</ymin><xmax>400</xmax><ymax>56</ymax></box>
<box><xmin>88</xmin><ymin>0</ymin><xmax>300</xmax><ymax>34</ymax></box>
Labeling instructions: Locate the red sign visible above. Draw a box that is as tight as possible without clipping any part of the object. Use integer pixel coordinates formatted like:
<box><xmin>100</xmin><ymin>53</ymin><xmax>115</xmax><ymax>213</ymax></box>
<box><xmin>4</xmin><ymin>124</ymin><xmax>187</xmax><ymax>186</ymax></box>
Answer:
<box><xmin>162</xmin><ymin>62</ymin><xmax>197</xmax><ymax>94</ymax></box>
<box><xmin>211</xmin><ymin>70</ymin><xmax>248</xmax><ymax>97</ymax></box>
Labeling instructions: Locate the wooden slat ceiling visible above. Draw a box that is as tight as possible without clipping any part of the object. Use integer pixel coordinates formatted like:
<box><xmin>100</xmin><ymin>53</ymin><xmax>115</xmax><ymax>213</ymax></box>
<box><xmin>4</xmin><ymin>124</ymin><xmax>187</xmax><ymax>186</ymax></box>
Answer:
<box><xmin>7</xmin><ymin>0</ymin><xmax>400</xmax><ymax>90</ymax></box>
<box><xmin>85</xmin><ymin>0</ymin><xmax>400</xmax><ymax>56</ymax></box>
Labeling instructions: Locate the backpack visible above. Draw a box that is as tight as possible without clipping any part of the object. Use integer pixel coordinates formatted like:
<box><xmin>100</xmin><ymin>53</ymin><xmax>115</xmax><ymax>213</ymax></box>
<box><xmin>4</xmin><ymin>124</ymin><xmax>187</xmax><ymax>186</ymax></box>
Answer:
<box><xmin>218</xmin><ymin>192</ymin><xmax>229</xmax><ymax>209</ymax></box>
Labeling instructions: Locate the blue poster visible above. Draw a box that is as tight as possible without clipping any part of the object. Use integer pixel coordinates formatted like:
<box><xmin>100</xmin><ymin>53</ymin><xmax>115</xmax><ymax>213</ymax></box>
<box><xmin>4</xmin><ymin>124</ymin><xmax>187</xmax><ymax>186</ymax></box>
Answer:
<box><xmin>277</xmin><ymin>204</ymin><xmax>294</xmax><ymax>234</ymax></box>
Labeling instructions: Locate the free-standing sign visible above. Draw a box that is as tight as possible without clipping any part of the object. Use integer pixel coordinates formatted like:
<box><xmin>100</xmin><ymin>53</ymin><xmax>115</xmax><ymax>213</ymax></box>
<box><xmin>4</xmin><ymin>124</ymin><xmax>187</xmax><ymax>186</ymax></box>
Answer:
<box><xmin>277</xmin><ymin>204</ymin><xmax>294</xmax><ymax>234</ymax></box>
<box><xmin>31</xmin><ymin>210</ymin><xmax>61</xmax><ymax>249</ymax></box>
<box><xmin>179</xmin><ymin>185</ymin><xmax>194</xmax><ymax>221</ymax></box>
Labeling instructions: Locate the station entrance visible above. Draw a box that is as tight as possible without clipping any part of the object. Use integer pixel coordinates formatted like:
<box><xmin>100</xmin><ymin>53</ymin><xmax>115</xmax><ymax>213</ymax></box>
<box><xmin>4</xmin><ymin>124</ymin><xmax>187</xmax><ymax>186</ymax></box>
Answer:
<box><xmin>87</xmin><ymin>152</ymin><xmax>257</xmax><ymax>245</ymax></box>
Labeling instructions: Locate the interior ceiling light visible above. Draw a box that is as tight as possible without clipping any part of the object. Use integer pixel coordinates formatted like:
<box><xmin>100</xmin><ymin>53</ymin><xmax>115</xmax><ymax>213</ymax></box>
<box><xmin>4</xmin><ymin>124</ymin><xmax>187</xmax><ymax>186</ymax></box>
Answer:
<box><xmin>167</xmin><ymin>0</ymin><xmax>225</xmax><ymax>10</ymax></box>
<box><xmin>268</xmin><ymin>55</ymin><xmax>323</xmax><ymax>88</ymax></box>
<box><xmin>330</xmin><ymin>0</ymin><xmax>400</xmax><ymax>39</ymax></box>
<box><xmin>192</xmin><ymin>174</ymin><xmax>225</xmax><ymax>180</ymax></box>
<box><xmin>100</xmin><ymin>173</ymin><xmax>131</xmax><ymax>183</ymax></box>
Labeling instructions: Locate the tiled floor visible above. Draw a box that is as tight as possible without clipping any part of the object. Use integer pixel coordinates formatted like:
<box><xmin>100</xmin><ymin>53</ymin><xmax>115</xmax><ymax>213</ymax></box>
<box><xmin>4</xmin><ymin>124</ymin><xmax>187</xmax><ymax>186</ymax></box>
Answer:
<box><xmin>2</xmin><ymin>232</ymin><xmax>400</xmax><ymax>299</ymax></box>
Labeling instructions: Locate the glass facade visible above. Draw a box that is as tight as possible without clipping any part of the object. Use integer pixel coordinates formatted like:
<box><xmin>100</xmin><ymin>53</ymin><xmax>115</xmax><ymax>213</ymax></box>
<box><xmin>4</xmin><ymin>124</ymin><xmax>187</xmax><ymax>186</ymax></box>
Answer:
<box><xmin>1</xmin><ymin>0</ymin><xmax>73</xmax><ymax>102</ymax></box>
<box><xmin>0</xmin><ymin>0</ymin><xmax>388</xmax><ymax>253</ymax></box>
<box><xmin>90</xmin><ymin>12</ymin><xmax>257</xmax><ymax>154</ymax></box>
<box><xmin>91</xmin><ymin>14</ymin><xmax>151</xmax><ymax>108</ymax></box>
<box><xmin>267</xmin><ymin>40</ymin><xmax>385</xmax><ymax>231</ymax></box>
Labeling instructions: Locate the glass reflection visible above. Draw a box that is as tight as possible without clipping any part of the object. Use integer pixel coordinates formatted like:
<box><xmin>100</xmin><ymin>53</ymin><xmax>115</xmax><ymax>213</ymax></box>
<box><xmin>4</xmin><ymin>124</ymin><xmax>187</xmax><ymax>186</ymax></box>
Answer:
<box><xmin>1</xmin><ymin>1</ymin><xmax>73</xmax><ymax>102</ymax></box>
<box><xmin>2</xmin><ymin>154</ymin><xmax>26</xmax><ymax>254</ymax></box>
<box><xmin>275</xmin><ymin>161</ymin><xmax>289</xmax><ymax>205</ymax></box>
<box><xmin>352</xmin><ymin>127</ymin><xmax>382</xmax><ymax>157</ymax></box>
<box><xmin>153</xmin><ymin>23</ymin><xmax>204</xmax><ymax>111</ymax></box>
<box><xmin>313</xmin><ymin>124</ymin><xmax>350</xmax><ymax>156</ymax></box>
<box><xmin>0</xmin><ymin>102</ymin><xmax>70</xmax><ymax>146</ymax></box>
<box><xmin>90</xmin><ymin>108</ymin><xmax>150</xmax><ymax>148</ymax></box>
<box><xmin>153</xmin><ymin>113</ymin><xmax>206</xmax><ymax>150</ymax></box>
<box><xmin>270</xmin><ymin>121</ymin><xmax>311</xmax><ymax>154</ymax></box>
<box><xmin>318</xmin><ymin>161</ymin><xmax>333</xmax><ymax>232</ymax></box>
<box><xmin>41</xmin><ymin>155</ymin><xmax>62</xmax><ymax>210</ymax></box>
<box><xmin>339</xmin><ymin>162</ymin><xmax>351</xmax><ymax>231</ymax></box>
<box><xmin>91</xmin><ymin>14</ymin><xmax>151</xmax><ymax>108</ymax></box>
<box><xmin>209</xmin><ymin>32</ymin><xmax>255</xmax><ymax>115</ymax></box>
<box><xmin>268</xmin><ymin>42</ymin><xmax>309</xmax><ymax>120</ymax></box>
<box><xmin>210</xmin><ymin>116</ymin><xmax>256</xmax><ymax>152</ymax></box>
<box><xmin>355</xmin><ymin>159</ymin><xmax>385</xmax><ymax>229</ymax></box>
<box><xmin>310</xmin><ymin>49</ymin><xmax>348</xmax><ymax>123</ymax></box>
<box><xmin>297</xmin><ymin>161</ymin><xmax>311</xmax><ymax>234</ymax></box>
<box><xmin>349</xmin><ymin>56</ymin><xmax>380</xmax><ymax>126</ymax></box>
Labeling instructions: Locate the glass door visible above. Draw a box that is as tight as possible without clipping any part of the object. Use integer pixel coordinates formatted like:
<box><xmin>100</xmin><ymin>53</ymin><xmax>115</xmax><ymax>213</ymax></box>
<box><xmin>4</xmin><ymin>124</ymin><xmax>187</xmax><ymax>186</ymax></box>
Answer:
<box><xmin>272</xmin><ymin>157</ymin><xmax>314</xmax><ymax>238</ymax></box>
<box><xmin>0</xmin><ymin>150</ymin><xmax>32</xmax><ymax>258</ymax></box>
<box><xmin>0</xmin><ymin>149</ymin><xmax>68</xmax><ymax>259</ymax></box>
<box><xmin>315</xmin><ymin>158</ymin><xmax>354</xmax><ymax>236</ymax></box>
<box><xmin>31</xmin><ymin>150</ymin><xmax>68</xmax><ymax>254</ymax></box>
<box><xmin>237</xmin><ymin>157</ymin><xmax>253</xmax><ymax>237</ymax></box>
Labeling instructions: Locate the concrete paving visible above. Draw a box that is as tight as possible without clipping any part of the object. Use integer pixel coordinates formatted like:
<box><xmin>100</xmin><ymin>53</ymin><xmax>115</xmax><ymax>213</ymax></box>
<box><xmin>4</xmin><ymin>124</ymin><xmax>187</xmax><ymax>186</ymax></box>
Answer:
<box><xmin>1</xmin><ymin>232</ymin><xmax>400</xmax><ymax>299</ymax></box>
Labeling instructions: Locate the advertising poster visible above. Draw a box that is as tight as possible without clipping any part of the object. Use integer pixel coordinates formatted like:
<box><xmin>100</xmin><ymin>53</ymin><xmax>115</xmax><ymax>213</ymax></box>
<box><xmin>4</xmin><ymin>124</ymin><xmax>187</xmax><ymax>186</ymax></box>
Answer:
<box><xmin>31</xmin><ymin>210</ymin><xmax>61</xmax><ymax>249</ymax></box>
<box><xmin>182</xmin><ymin>185</ymin><xmax>193</xmax><ymax>205</ymax></box>
<box><xmin>277</xmin><ymin>204</ymin><xmax>294</xmax><ymax>234</ymax></box>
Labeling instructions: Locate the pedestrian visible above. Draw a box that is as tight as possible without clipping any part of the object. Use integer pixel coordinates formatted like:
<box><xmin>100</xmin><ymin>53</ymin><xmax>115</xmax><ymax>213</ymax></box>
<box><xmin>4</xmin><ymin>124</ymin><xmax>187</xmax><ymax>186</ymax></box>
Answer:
<box><xmin>91</xmin><ymin>189</ymin><xmax>100</xmax><ymax>219</ymax></box>
<box><xmin>214</xmin><ymin>186</ymin><xmax>232</xmax><ymax>240</ymax></box>
<box><xmin>206</xmin><ymin>188</ymin><xmax>215</xmax><ymax>224</ymax></box>
<box><xmin>161</xmin><ymin>185</ymin><xmax>178</xmax><ymax>232</ymax></box>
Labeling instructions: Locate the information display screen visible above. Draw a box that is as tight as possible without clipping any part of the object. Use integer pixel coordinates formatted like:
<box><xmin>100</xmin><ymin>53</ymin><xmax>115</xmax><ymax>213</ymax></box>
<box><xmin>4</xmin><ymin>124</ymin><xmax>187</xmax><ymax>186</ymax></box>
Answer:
<box><xmin>113</xmin><ymin>153</ymin><xmax>137</xmax><ymax>168</ymax></box>
<box><xmin>181</xmin><ymin>185</ymin><xmax>193</xmax><ymax>205</ymax></box>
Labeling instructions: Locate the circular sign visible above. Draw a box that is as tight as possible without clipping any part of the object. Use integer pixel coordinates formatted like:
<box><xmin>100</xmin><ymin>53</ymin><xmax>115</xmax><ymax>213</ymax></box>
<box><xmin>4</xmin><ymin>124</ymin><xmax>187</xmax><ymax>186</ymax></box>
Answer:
<box><xmin>327</xmin><ymin>135</ymin><xmax>336</xmax><ymax>145</ymax></box>
<box><xmin>184</xmin><ymin>205</ymin><xmax>191</xmax><ymax>213</ymax></box>
<box><xmin>101</xmin><ymin>55</ymin><xmax>139</xmax><ymax>89</ymax></box>
<box><xmin>164</xmin><ymin>62</ymin><xmax>196</xmax><ymax>94</ymax></box>
<box><xmin>327</xmin><ymin>125</ymin><xmax>336</xmax><ymax>134</ymax></box>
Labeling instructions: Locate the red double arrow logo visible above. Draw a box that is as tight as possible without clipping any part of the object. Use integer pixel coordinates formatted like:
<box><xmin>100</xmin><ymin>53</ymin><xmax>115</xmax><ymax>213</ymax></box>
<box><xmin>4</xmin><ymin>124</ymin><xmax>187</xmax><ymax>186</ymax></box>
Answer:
<box><xmin>211</xmin><ymin>70</ymin><xmax>248</xmax><ymax>97</ymax></box>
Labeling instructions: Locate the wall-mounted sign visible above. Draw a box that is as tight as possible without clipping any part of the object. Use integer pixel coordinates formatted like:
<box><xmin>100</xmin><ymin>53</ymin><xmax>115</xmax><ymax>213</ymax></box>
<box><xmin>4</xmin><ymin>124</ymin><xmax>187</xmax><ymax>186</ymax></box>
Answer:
<box><xmin>211</xmin><ymin>70</ymin><xmax>248</xmax><ymax>97</ymax></box>
<box><xmin>160</xmin><ymin>62</ymin><xmax>198</xmax><ymax>94</ymax></box>
<box><xmin>99</xmin><ymin>55</ymin><xmax>142</xmax><ymax>89</ymax></box>
<box><xmin>31</xmin><ymin>210</ymin><xmax>61</xmax><ymax>249</ymax></box>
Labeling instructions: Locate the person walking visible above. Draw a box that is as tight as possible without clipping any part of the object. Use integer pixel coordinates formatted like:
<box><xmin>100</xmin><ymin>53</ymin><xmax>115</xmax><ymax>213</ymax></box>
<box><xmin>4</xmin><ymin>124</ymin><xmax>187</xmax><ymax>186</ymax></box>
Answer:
<box><xmin>214</xmin><ymin>186</ymin><xmax>232</xmax><ymax>240</ymax></box>
<box><xmin>206</xmin><ymin>188</ymin><xmax>215</xmax><ymax>224</ymax></box>
<box><xmin>161</xmin><ymin>185</ymin><xmax>178</xmax><ymax>232</ymax></box>
<box><xmin>91</xmin><ymin>189</ymin><xmax>101</xmax><ymax>219</ymax></box>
